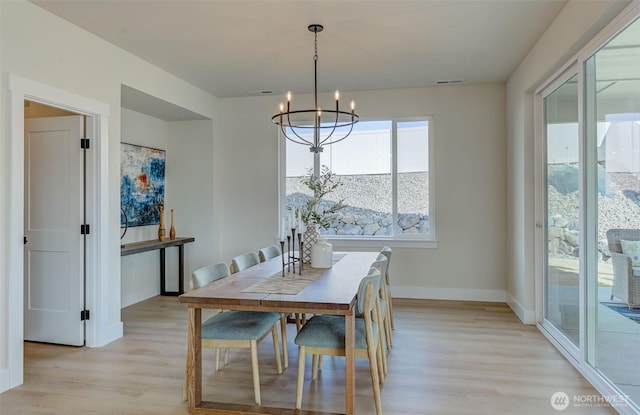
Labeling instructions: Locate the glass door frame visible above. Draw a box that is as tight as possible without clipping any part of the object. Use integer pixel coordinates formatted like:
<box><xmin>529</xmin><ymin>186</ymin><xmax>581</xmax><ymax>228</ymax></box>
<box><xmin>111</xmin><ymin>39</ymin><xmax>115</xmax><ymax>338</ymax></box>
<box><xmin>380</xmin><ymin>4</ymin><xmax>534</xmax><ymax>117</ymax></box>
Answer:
<box><xmin>535</xmin><ymin>62</ymin><xmax>583</xmax><ymax>362</ymax></box>
<box><xmin>533</xmin><ymin>3</ymin><xmax>640</xmax><ymax>413</ymax></box>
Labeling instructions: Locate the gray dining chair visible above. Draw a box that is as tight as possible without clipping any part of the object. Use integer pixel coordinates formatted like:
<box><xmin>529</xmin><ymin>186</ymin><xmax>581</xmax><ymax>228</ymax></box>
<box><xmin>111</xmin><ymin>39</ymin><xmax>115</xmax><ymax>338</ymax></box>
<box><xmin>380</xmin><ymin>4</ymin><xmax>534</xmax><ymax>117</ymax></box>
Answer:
<box><xmin>259</xmin><ymin>245</ymin><xmax>282</xmax><ymax>262</ymax></box>
<box><xmin>231</xmin><ymin>250</ymin><xmax>290</xmax><ymax>368</ymax></box>
<box><xmin>182</xmin><ymin>262</ymin><xmax>283</xmax><ymax>405</ymax></box>
<box><xmin>370</xmin><ymin>254</ymin><xmax>389</xmax><ymax>376</ymax></box>
<box><xmin>380</xmin><ymin>246</ymin><xmax>394</xmax><ymax>332</ymax></box>
<box><xmin>313</xmin><ymin>254</ymin><xmax>388</xmax><ymax>380</ymax></box>
<box><xmin>294</xmin><ymin>267</ymin><xmax>383</xmax><ymax>415</ymax></box>
<box><xmin>231</xmin><ymin>252</ymin><xmax>260</xmax><ymax>274</ymax></box>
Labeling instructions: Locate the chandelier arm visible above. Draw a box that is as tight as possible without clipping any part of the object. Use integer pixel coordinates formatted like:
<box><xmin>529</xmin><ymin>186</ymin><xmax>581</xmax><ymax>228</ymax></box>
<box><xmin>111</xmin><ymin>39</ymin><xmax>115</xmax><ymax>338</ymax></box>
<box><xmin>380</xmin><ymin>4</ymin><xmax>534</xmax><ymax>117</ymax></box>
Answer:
<box><xmin>284</xmin><ymin>111</ymin><xmax>315</xmax><ymax>145</ymax></box>
<box><xmin>281</xmin><ymin>124</ymin><xmax>314</xmax><ymax>146</ymax></box>
<box><xmin>317</xmin><ymin>108</ymin><xmax>342</xmax><ymax>146</ymax></box>
<box><xmin>271</xmin><ymin>113</ymin><xmax>313</xmax><ymax>145</ymax></box>
<box><xmin>321</xmin><ymin>121</ymin><xmax>356</xmax><ymax>146</ymax></box>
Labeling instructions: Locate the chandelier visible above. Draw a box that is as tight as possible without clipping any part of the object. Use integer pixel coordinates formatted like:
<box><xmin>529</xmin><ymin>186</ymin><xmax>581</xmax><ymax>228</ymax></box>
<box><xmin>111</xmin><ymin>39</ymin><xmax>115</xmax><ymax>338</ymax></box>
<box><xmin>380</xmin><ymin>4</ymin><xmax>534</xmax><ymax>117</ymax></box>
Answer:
<box><xmin>271</xmin><ymin>24</ymin><xmax>359</xmax><ymax>154</ymax></box>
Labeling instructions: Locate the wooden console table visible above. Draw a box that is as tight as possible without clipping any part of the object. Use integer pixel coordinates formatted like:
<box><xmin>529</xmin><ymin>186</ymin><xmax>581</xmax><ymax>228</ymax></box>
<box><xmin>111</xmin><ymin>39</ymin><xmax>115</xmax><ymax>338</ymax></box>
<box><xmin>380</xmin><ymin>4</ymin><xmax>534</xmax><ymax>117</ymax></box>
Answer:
<box><xmin>121</xmin><ymin>237</ymin><xmax>195</xmax><ymax>296</ymax></box>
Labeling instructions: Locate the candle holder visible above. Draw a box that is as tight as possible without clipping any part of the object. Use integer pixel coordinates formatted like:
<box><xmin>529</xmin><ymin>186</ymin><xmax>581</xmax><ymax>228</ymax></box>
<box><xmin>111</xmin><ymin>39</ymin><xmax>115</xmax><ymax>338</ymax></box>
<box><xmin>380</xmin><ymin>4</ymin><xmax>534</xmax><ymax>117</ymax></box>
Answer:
<box><xmin>281</xmin><ymin>228</ymin><xmax>303</xmax><ymax>277</ymax></box>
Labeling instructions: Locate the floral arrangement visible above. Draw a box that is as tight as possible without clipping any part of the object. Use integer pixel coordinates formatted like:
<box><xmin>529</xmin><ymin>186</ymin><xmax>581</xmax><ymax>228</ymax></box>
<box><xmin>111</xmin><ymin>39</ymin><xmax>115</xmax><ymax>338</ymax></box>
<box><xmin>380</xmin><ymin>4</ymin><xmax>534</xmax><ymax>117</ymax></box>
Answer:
<box><xmin>299</xmin><ymin>165</ymin><xmax>347</xmax><ymax>230</ymax></box>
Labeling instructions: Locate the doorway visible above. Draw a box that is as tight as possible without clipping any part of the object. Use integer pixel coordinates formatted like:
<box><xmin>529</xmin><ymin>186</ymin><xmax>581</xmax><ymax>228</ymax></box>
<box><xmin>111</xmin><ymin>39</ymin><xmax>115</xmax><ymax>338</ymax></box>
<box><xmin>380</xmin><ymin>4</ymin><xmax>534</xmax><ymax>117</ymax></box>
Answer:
<box><xmin>24</xmin><ymin>102</ymin><xmax>86</xmax><ymax>346</ymax></box>
<box><xmin>6</xmin><ymin>74</ymin><xmax>117</xmax><ymax>392</ymax></box>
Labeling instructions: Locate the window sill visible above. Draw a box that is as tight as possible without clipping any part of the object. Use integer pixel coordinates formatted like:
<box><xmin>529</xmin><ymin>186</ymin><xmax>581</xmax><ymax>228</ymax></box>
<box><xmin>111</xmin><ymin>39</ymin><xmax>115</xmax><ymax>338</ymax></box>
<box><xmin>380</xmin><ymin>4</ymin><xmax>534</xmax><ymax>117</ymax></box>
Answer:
<box><xmin>325</xmin><ymin>236</ymin><xmax>438</xmax><ymax>249</ymax></box>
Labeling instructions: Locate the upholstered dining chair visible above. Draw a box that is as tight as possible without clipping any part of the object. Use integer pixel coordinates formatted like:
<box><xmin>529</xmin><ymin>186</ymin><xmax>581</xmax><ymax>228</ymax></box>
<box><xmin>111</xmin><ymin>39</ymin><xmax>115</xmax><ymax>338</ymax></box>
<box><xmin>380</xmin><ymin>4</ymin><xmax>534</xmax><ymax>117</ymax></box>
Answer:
<box><xmin>257</xmin><ymin>244</ymin><xmax>294</xmax><ymax>365</ymax></box>
<box><xmin>312</xmin><ymin>253</ymin><xmax>391</xmax><ymax>384</ymax></box>
<box><xmin>380</xmin><ymin>246</ymin><xmax>395</xmax><ymax>333</ymax></box>
<box><xmin>606</xmin><ymin>229</ymin><xmax>640</xmax><ymax>309</ymax></box>
<box><xmin>259</xmin><ymin>245</ymin><xmax>281</xmax><ymax>262</ymax></box>
<box><xmin>313</xmin><ymin>255</ymin><xmax>389</xmax><ymax>381</ymax></box>
<box><xmin>189</xmin><ymin>262</ymin><xmax>232</xmax><ymax>371</ymax></box>
<box><xmin>182</xmin><ymin>262</ymin><xmax>283</xmax><ymax>405</ymax></box>
<box><xmin>232</xmin><ymin>250</ymin><xmax>290</xmax><ymax>368</ymax></box>
<box><xmin>369</xmin><ymin>254</ymin><xmax>389</xmax><ymax>377</ymax></box>
<box><xmin>230</xmin><ymin>252</ymin><xmax>260</xmax><ymax>274</ymax></box>
<box><xmin>294</xmin><ymin>267</ymin><xmax>384</xmax><ymax>415</ymax></box>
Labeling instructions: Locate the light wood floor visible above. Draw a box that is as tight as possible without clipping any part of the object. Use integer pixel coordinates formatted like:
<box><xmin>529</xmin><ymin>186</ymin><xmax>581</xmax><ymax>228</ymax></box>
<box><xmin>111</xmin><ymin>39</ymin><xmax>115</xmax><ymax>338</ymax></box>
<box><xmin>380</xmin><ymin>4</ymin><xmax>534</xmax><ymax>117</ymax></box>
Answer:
<box><xmin>0</xmin><ymin>296</ymin><xmax>617</xmax><ymax>415</ymax></box>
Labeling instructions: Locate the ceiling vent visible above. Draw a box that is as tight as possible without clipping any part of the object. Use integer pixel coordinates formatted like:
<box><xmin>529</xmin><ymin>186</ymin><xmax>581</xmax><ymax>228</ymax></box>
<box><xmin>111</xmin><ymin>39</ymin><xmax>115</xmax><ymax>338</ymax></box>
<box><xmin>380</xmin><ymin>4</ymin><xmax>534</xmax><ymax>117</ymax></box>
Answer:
<box><xmin>436</xmin><ymin>79</ymin><xmax>465</xmax><ymax>85</ymax></box>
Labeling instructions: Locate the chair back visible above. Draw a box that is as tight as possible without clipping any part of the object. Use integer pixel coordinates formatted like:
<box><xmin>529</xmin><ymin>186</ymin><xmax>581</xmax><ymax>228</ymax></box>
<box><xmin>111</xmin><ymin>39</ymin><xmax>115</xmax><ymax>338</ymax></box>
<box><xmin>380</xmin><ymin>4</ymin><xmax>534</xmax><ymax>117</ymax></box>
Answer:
<box><xmin>259</xmin><ymin>245</ymin><xmax>281</xmax><ymax>262</ymax></box>
<box><xmin>191</xmin><ymin>263</ymin><xmax>231</xmax><ymax>289</ymax></box>
<box><xmin>380</xmin><ymin>246</ymin><xmax>392</xmax><ymax>269</ymax></box>
<box><xmin>356</xmin><ymin>267</ymin><xmax>382</xmax><ymax>316</ymax></box>
<box><xmin>371</xmin><ymin>254</ymin><xmax>388</xmax><ymax>295</ymax></box>
<box><xmin>371</xmin><ymin>254</ymin><xmax>388</xmax><ymax>280</ymax></box>
<box><xmin>231</xmin><ymin>252</ymin><xmax>260</xmax><ymax>273</ymax></box>
<box><xmin>606</xmin><ymin>229</ymin><xmax>640</xmax><ymax>254</ymax></box>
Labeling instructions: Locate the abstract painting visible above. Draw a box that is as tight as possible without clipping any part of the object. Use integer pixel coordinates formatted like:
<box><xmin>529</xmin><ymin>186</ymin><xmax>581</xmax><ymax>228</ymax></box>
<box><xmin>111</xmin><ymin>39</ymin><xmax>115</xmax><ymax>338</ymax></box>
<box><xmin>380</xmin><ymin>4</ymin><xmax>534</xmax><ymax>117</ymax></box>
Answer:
<box><xmin>120</xmin><ymin>143</ymin><xmax>166</xmax><ymax>227</ymax></box>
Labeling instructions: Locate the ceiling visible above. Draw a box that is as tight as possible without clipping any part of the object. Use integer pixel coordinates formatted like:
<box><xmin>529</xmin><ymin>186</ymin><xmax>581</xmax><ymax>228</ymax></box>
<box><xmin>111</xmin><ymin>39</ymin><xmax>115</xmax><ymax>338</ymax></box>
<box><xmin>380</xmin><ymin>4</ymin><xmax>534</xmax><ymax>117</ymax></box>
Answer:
<box><xmin>32</xmin><ymin>0</ymin><xmax>570</xmax><ymax>102</ymax></box>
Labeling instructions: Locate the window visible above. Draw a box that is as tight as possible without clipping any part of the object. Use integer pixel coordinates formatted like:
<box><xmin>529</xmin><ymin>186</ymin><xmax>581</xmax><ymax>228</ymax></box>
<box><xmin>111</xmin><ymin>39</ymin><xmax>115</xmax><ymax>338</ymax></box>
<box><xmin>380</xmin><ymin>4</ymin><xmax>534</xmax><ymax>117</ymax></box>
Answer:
<box><xmin>283</xmin><ymin>118</ymin><xmax>434</xmax><ymax>242</ymax></box>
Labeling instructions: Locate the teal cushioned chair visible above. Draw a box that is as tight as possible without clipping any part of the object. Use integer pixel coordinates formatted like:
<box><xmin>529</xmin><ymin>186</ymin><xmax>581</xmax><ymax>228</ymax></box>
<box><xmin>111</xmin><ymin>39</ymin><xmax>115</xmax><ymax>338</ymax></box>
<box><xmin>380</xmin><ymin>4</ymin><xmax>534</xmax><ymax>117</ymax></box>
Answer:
<box><xmin>259</xmin><ymin>245</ymin><xmax>281</xmax><ymax>262</ymax></box>
<box><xmin>294</xmin><ymin>267</ymin><xmax>383</xmax><ymax>415</ymax></box>
<box><xmin>182</xmin><ymin>262</ymin><xmax>283</xmax><ymax>405</ymax></box>
<box><xmin>380</xmin><ymin>246</ymin><xmax>394</xmax><ymax>331</ymax></box>
<box><xmin>231</xmin><ymin>250</ymin><xmax>290</xmax><ymax>368</ymax></box>
<box><xmin>373</xmin><ymin>251</ymin><xmax>392</xmax><ymax>351</ymax></box>
<box><xmin>369</xmin><ymin>254</ymin><xmax>389</xmax><ymax>376</ymax></box>
<box><xmin>231</xmin><ymin>252</ymin><xmax>260</xmax><ymax>273</ymax></box>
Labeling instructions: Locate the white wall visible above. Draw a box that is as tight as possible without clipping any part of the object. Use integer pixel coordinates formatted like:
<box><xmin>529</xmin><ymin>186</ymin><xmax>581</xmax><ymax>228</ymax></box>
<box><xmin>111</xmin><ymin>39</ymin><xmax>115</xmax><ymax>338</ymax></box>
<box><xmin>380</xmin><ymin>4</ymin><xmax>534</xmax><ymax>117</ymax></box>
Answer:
<box><xmin>120</xmin><ymin>108</ymin><xmax>169</xmax><ymax>307</ymax></box>
<box><xmin>215</xmin><ymin>83</ymin><xmax>508</xmax><ymax>301</ymax></box>
<box><xmin>120</xmin><ymin>109</ymin><xmax>215</xmax><ymax>306</ymax></box>
<box><xmin>166</xmin><ymin>119</ymin><xmax>216</xmax><ymax>289</ymax></box>
<box><xmin>505</xmin><ymin>0</ymin><xmax>630</xmax><ymax>323</ymax></box>
<box><xmin>0</xmin><ymin>0</ymin><xmax>217</xmax><ymax>392</ymax></box>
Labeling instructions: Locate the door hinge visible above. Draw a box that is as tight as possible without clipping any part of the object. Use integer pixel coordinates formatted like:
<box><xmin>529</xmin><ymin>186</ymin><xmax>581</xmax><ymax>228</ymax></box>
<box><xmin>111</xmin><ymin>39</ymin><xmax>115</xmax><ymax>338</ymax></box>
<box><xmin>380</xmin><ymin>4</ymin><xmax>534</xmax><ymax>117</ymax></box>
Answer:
<box><xmin>81</xmin><ymin>310</ymin><xmax>90</xmax><ymax>321</ymax></box>
<box><xmin>80</xmin><ymin>138</ymin><xmax>90</xmax><ymax>149</ymax></box>
<box><xmin>81</xmin><ymin>224</ymin><xmax>90</xmax><ymax>235</ymax></box>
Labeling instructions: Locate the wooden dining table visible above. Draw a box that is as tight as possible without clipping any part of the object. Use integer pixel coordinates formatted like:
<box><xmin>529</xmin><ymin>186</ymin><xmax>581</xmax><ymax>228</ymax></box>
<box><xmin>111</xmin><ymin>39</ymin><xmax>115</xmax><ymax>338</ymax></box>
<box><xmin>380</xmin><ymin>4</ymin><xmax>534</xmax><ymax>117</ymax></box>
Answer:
<box><xmin>178</xmin><ymin>251</ymin><xmax>379</xmax><ymax>415</ymax></box>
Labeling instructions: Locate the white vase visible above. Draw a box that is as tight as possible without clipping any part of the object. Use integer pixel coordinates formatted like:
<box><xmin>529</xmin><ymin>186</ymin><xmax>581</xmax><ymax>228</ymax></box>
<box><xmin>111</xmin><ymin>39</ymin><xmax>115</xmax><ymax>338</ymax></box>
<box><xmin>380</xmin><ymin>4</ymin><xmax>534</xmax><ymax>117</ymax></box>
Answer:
<box><xmin>311</xmin><ymin>237</ymin><xmax>333</xmax><ymax>268</ymax></box>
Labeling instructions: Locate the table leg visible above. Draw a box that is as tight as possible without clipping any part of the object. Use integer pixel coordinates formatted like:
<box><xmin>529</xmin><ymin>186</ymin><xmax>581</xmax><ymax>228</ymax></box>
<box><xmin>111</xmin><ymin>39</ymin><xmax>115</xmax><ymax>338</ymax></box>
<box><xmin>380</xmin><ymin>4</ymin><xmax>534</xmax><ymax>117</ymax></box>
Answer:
<box><xmin>345</xmin><ymin>312</ymin><xmax>356</xmax><ymax>415</ymax></box>
<box><xmin>178</xmin><ymin>244</ymin><xmax>185</xmax><ymax>295</ymax></box>
<box><xmin>160</xmin><ymin>247</ymin><xmax>166</xmax><ymax>295</ymax></box>
<box><xmin>187</xmin><ymin>306</ymin><xmax>202</xmax><ymax>408</ymax></box>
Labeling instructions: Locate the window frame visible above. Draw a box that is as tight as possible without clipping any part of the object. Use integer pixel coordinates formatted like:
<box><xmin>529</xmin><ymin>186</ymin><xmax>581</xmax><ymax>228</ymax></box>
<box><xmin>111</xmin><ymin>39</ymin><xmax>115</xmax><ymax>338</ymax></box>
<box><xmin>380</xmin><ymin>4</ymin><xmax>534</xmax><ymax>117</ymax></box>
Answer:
<box><xmin>279</xmin><ymin>116</ymin><xmax>437</xmax><ymax>249</ymax></box>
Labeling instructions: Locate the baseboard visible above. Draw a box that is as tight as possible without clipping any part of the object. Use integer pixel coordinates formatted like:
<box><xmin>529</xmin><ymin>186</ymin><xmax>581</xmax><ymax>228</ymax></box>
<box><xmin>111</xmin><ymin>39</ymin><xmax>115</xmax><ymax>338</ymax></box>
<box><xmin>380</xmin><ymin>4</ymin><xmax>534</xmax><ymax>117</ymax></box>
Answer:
<box><xmin>103</xmin><ymin>321</ymin><xmax>124</xmax><ymax>347</ymax></box>
<box><xmin>0</xmin><ymin>368</ymin><xmax>11</xmax><ymax>393</ymax></box>
<box><xmin>88</xmin><ymin>321</ymin><xmax>123</xmax><ymax>348</ymax></box>
<box><xmin>506</xmin><ymin>292</ymin><xmax>536</xmax><ymax>324</ymax></box>
<box><xmin>392</xmin><ymin>286</ymin><xmax>506</xmax><ymax>303</ymax></box>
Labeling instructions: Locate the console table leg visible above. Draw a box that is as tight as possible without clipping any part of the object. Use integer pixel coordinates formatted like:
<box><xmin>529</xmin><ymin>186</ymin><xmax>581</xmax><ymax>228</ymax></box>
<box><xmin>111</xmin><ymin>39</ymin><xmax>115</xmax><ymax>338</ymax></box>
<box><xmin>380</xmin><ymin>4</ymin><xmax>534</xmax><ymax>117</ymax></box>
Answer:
<box><xmin>160</xmin><ymin>247</ymin><xmax>166</xmax><ymax>295</ymax></box>
<box><xmin>178</xmin><ymin>245</ymin><xmax>185</xmax><ymax>295</ymax></box>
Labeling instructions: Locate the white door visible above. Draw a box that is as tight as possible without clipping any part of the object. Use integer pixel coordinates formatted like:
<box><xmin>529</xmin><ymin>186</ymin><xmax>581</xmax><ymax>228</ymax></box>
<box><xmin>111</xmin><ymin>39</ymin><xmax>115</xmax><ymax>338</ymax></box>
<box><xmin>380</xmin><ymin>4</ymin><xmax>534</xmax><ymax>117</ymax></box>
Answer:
<box><xmin>24</xmin><ymin>115</ymin><xmax>85</xmax><ymax>346</ymax></box>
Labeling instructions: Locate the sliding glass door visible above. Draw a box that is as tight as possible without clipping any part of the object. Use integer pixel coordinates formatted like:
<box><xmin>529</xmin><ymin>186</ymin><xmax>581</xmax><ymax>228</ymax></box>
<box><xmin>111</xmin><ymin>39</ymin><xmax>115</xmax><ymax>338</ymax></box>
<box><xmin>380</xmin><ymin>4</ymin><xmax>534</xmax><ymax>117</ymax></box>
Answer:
<box><xmin>538</xmin><ymin>13</ymin><xmax>640</xmax><ymax>412</ymax></box>
<box><xmin>585</xmin><ymin>17</ymin><xmax>640</xmax><ymax>408</ymax></box>
<box><xmin>542</xmin><ymin>72</ymin><xmax>581</xmax><ymax>353</ymax></box>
